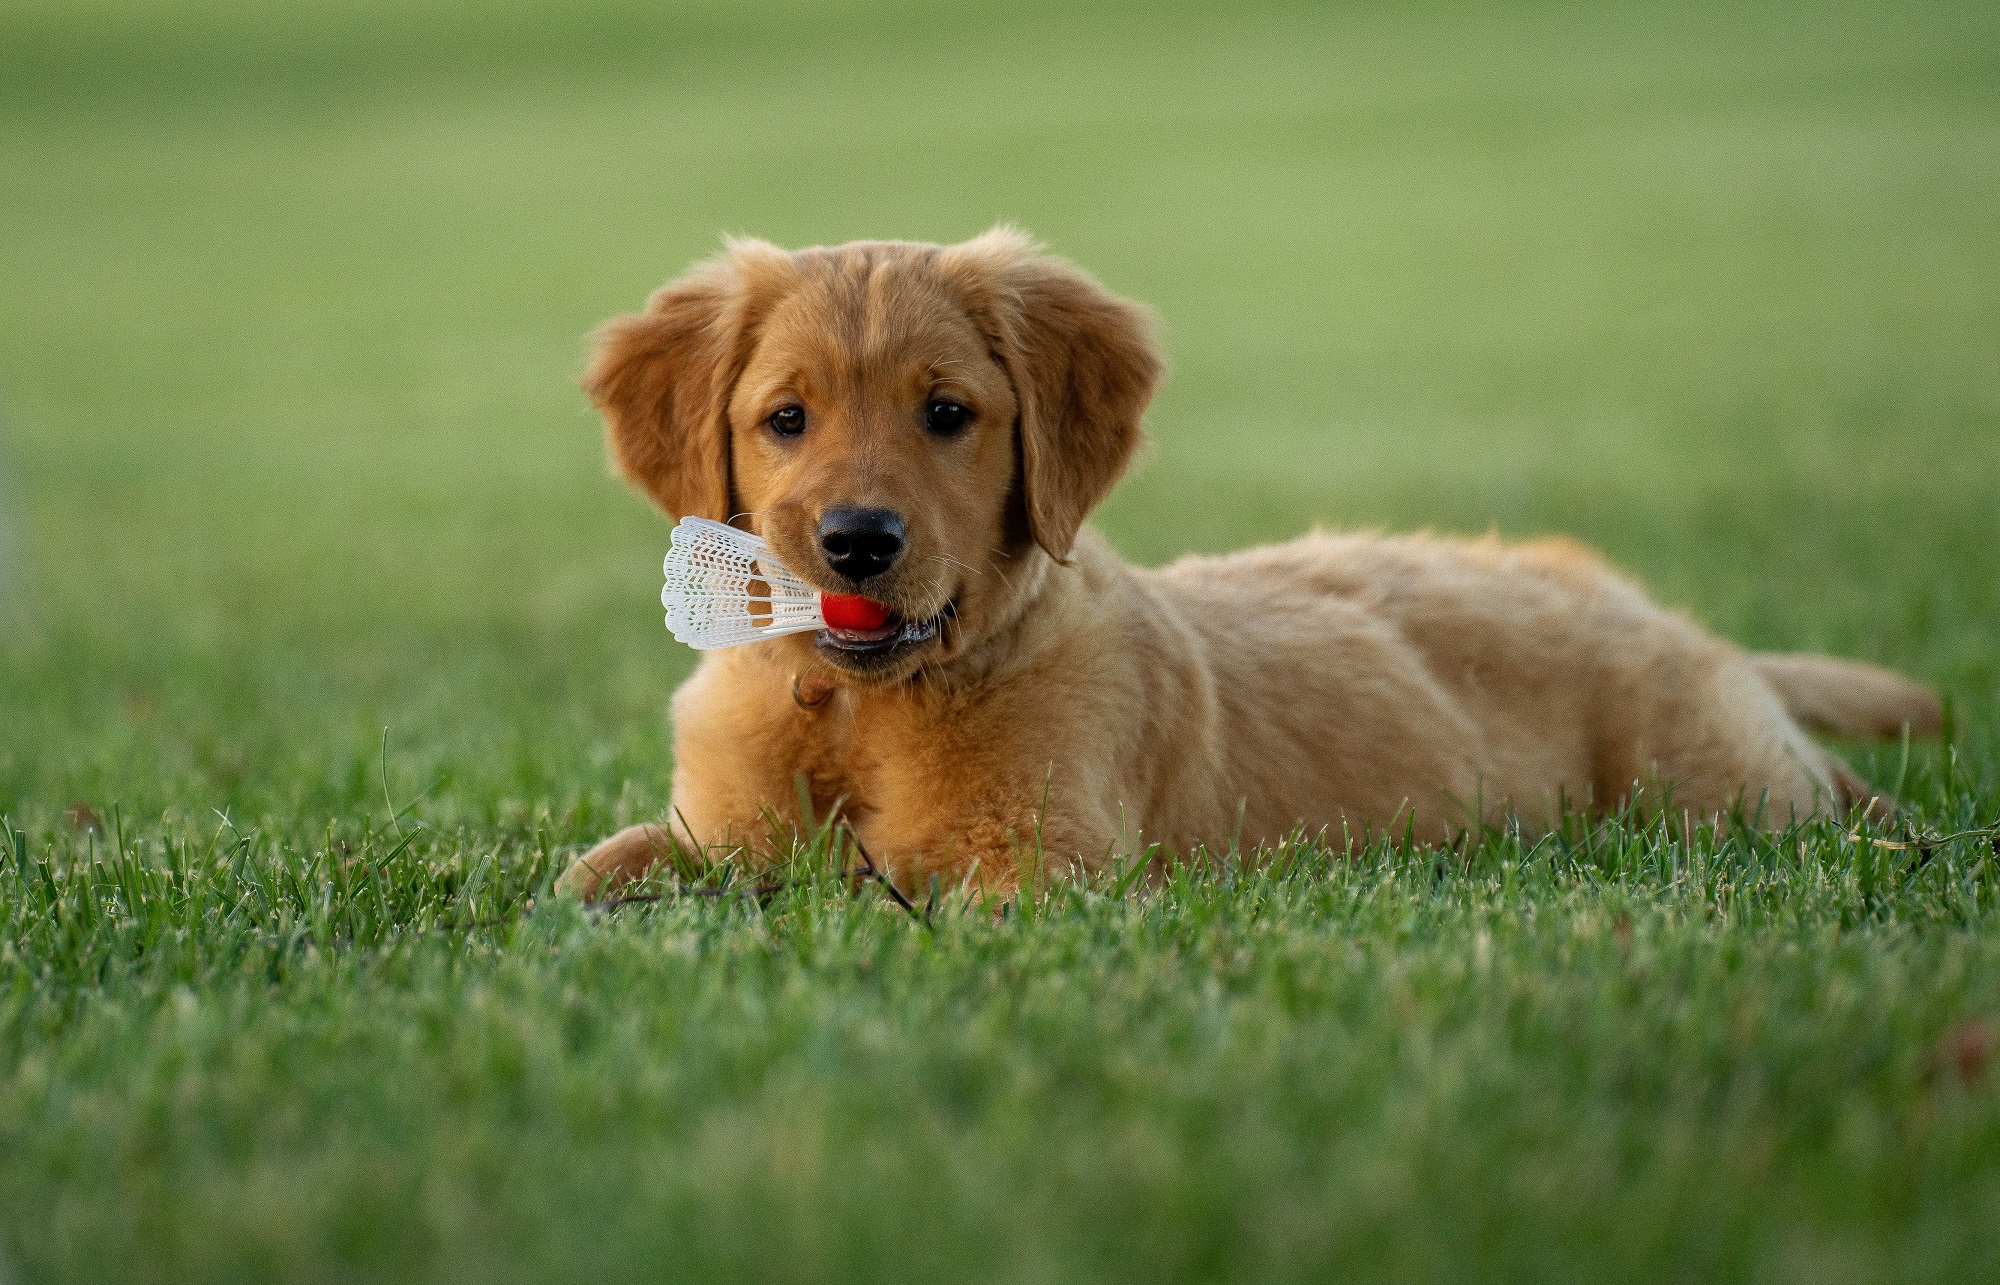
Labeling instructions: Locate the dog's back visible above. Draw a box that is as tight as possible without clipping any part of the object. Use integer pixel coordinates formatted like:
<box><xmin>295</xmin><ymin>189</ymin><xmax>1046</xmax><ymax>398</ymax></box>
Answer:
<box><xmin>1139</xmin><ymin>530</ymin><xmax>1933</xmax><ymax>839</ymax></box>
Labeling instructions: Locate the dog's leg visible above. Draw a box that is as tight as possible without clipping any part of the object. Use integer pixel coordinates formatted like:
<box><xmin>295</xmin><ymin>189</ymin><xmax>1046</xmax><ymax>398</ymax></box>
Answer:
<box><xmin>1608</xmin><ymin>653</ymin><xmax>1871</xmax><ymax>825</ymax></box>
<box><xmin>555</xmin><ymin>823</ymin><xmax>679</xmax><ymax>900</ymax></box>
<box><xmin>851</xmin><ymin>758</ymin><xmax>1124</xmax><ymax>904</ymax></box>
<box><xmin>557</xmin><ymin>655</ymin><xmax>841</xmax><ymax>900</ymax></box>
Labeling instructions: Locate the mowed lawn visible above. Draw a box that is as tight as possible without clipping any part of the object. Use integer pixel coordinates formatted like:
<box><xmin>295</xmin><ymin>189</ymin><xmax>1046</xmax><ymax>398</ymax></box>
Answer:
<box><xmin>3</xmin><ymin>0</ymin><xmax>1999</xmax><ymax>1280</ymax></box>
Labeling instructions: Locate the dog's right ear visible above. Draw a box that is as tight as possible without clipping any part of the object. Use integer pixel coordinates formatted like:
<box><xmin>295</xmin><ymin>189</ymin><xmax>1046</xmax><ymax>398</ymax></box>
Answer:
<box><xmin>940</xmin><ymin>227</ymin><xmax>1162</xmax><ymax>563</ymax></box>
<box><xmin>583</xmin><ymin>241</ymin><xmax>786</xmax><ymax>521</ymax></box>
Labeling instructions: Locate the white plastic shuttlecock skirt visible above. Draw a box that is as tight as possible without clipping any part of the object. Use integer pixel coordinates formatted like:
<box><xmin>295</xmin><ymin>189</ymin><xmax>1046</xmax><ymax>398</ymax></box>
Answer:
<box><xmin>661</xmin><ymin>517</ymin><xmax>825</xmax><ymax>650</ymax></box>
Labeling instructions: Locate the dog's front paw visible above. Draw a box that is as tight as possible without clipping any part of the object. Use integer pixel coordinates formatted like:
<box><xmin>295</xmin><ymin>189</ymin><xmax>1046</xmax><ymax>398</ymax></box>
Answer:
<box><xmin>554</xmin><ymin>823</ymin><xmax>676</xmax><ymax>901</ymax></box>
<box><xmin>553</xmin><ymin>855</ymin><xmax>610</xmax><ymax>901</ymax></box>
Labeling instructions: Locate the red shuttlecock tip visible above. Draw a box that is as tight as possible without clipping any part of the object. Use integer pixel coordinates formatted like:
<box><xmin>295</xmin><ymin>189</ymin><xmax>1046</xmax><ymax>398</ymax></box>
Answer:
<box><xmin>820</xmin><ymin>593</ymin><xmax>893</xmax><ymax>631</ymax></box>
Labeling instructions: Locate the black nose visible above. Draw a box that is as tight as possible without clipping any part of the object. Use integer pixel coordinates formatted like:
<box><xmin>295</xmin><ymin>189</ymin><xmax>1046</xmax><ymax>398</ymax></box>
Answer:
<box><xmin>817</xmin><ymin>506</ymin><xmax>906</xmax><ymax>582</ymax></box>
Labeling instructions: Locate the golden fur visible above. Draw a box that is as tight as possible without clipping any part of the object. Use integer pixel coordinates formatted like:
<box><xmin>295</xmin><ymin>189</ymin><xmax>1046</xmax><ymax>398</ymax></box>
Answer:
<box><xmin>557</xmin><ymin>229</ymin><xmax>1940</xmax><ymax>899</ymax></box>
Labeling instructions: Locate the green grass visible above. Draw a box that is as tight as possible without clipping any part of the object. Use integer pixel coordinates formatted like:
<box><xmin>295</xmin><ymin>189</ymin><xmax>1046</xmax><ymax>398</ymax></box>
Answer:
<box><xmin>2</xmin><ymin>0</ymin><xmax>1998</xmax><ymax>1280</ymax></box>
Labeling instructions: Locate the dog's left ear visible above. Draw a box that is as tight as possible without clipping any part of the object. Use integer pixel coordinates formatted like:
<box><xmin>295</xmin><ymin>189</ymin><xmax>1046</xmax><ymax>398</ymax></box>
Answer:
<box><xmin>944</xmin><ymin>229</ymin><xmax>1163</xmax><ymax>562</ymax></box>
<box><xmin>583</xmin><ymin>238</ymin><xmax>790</xmax><ymax>523</ymax></box>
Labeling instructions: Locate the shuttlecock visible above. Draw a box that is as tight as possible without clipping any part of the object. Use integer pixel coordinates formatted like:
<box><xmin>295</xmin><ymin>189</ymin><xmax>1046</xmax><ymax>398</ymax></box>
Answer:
<box><xmin>661</xmin><ymin>517</ymin><xmax>898</xmax><ymax>651</ymax></box>
<box><xmin>661</xmin><ymin>517</ymin><xmax>824</xmax><ymax>649</ymax></box>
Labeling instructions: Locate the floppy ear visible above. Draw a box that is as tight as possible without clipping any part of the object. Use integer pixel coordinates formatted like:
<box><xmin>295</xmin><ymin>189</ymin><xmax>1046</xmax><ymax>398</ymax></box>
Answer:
<box><xmin>945</xmin><ymin>228</ymin><xmax>1163</xmax><ymax>562</ymax></box>
<box><xmin>583</xmin><ymin>241</ymin><xmax>785</xmax><ymax>521</ymax></box>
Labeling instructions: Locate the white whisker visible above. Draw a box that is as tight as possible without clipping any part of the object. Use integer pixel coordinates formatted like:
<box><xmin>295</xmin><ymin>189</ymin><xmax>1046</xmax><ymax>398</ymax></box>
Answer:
<box><xmin>931</xmin><ymin>553</ymin><xmax>981</xmax><ymax>578</ymax></box>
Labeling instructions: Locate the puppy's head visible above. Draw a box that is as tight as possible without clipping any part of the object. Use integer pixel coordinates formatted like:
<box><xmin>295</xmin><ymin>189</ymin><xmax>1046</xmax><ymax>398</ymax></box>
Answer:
<box><xmin>586</xmin><ymin>228</ymin><xmax>1161</xmax><ymax>683</ymax></box>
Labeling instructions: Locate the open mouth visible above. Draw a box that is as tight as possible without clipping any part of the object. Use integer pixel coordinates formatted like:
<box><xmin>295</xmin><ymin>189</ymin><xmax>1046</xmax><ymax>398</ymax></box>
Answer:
<box><xmin>815</xmin><ymin>603</ymin><xmax>952</xmax><ymax>664</ymax></box>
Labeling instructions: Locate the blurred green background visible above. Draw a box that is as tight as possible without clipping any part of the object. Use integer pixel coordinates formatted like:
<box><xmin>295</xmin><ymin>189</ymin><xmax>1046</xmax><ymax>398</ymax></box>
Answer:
<box><xmin>3</xmin><ymin>0</ymin><xmax>1996</xmax><ymax>826</ymax></box>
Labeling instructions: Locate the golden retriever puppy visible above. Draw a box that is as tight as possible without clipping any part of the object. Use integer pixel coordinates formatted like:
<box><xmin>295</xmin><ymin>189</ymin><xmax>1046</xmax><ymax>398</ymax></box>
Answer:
<box><xmin>557</xmin><ymin>228</ymin><xmax>1939</xmax><ymax>899</ymax></box>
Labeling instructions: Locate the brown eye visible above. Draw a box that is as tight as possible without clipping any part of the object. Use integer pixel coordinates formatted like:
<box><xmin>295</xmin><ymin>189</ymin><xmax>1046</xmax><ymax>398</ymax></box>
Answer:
<box><xmin>768</xmin><ymin>405</ymin><xmax>805</xmax><ymax>436</ymax></box>
<box><xmin>924</xmin><ymin>400</ymin><xmax>972</xmax><ymax>435</ymax></box>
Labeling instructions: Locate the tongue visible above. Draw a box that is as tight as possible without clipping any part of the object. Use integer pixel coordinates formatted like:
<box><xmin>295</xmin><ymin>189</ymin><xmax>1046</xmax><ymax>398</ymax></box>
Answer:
<box><xmin>821</xmin><ymin>593</ymin><xmax>893</xmax><ymax>632</ymax></box>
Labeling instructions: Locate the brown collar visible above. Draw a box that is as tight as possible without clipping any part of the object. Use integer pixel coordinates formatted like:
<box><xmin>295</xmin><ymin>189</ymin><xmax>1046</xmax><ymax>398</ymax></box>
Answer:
<box><xmin>792</xmin><ymin>672</ymin><xmax>838</xmax><ymax>709</ymax></box>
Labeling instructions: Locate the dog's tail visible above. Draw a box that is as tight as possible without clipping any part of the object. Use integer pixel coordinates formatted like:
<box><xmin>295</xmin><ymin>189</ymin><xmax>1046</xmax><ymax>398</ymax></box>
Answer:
<box><xmin>1752</xmin><ymin>652</ymin><xmax>1942</xmax><ymax>741</ymax></box>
